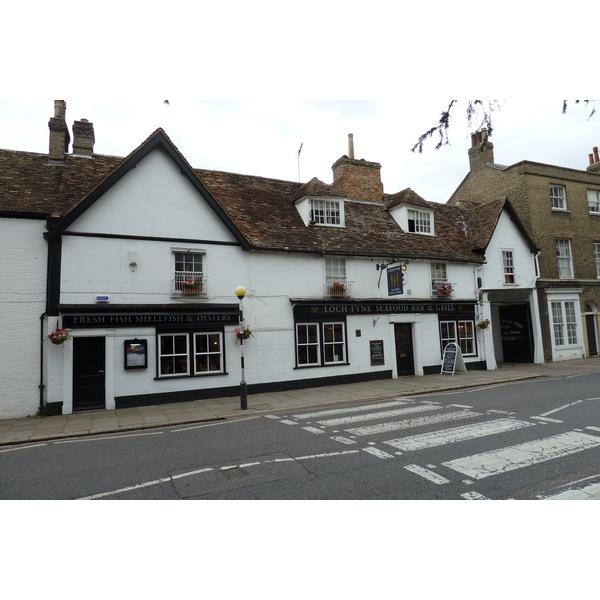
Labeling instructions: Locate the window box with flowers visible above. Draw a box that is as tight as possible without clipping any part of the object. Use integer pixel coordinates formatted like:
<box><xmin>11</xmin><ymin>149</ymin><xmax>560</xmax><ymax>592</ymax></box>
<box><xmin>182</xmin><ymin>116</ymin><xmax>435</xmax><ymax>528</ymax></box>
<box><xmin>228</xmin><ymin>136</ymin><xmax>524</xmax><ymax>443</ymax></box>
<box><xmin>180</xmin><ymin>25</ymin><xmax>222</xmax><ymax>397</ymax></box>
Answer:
<box><xmin>436</xmin><ymin>283</ymin><xmax>454</xmax><ymax>297</ymax></box>
<box><xmin>180</xmin><ymin>276</ymin><xmax>203</xmax><ymax>295</ymax></box>
<box><xmin>328</xmin><ymin>282</ymin><xmax>347</xmax><ymax>297</ymax></box>
<box><xmin>47</xmin><ymin>328</ymin><xmax>71</xmax><ymax>345</ymax></box>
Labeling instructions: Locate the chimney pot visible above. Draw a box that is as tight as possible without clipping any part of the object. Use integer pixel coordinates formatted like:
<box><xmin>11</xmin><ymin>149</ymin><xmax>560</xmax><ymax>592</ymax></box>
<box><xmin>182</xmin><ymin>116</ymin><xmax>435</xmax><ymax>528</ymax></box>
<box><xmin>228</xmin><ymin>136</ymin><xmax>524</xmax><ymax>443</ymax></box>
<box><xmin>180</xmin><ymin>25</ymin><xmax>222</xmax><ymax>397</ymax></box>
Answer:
<box><xmin>48</xmin><ymin>100</ymin><xmax>70</xmax><ymax>162</ymax></box>
<box><xmin>594</xmin><ymin>147</ymin><xmax>600</xmax><ymax>163</ymax></box>
<box><xmin>590</xmin><ymin>154</ymin><xmax>594</xmax><ymax>166</ymax></box>
<box><xmin>348</xmin><ymin>133</ymin><xmax>355</xmax><ymax>160</ymax></box>
<box><xmin>72</xmin><ymin>118</ymin><xmax>95</xmax><ymax>157</ymax></box>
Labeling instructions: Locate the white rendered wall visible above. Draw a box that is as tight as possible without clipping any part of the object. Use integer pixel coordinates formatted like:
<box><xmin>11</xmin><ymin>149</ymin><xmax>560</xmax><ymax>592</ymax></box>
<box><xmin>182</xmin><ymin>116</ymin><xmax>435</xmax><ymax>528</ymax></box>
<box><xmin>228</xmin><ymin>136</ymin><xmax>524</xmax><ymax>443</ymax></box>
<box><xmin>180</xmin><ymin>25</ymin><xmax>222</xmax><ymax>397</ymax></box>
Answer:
<box><xmin>0</xmin><ymin>218</ymin><xmax>47</xmax><ymax>418</ymax></box>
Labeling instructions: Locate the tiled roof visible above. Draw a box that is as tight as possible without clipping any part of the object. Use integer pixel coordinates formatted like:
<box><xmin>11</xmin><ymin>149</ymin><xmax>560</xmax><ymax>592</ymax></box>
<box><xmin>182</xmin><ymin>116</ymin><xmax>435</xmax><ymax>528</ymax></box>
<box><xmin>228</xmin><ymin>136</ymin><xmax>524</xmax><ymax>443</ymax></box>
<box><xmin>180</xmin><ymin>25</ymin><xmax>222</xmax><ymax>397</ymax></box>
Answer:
<box><xmin>0</xmin><ymin>129</ymin><xmax>510</xmax><ymax>263</ymax></box>
<box><xmin>0</xmin><ymin>149</ymin><xmax>122</xmax><ymax>216</ymax></box>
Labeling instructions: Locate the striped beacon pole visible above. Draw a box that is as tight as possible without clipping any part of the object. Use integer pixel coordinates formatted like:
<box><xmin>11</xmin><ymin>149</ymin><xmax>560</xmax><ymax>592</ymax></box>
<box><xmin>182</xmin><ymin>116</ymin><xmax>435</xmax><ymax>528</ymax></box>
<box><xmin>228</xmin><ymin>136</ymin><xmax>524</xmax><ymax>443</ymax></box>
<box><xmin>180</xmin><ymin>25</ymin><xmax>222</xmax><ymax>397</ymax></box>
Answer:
<box><xmin>235</xmin><ymin>286</ymin><xmax>248</xmax><ymax>410</ymax></box>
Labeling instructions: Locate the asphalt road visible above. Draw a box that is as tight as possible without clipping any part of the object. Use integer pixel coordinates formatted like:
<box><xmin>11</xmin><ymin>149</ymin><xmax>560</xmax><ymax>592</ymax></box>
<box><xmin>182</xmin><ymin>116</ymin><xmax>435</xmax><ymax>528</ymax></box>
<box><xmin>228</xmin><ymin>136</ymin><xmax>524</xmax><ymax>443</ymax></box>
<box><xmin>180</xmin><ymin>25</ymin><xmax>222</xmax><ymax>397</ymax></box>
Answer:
<box><xmin>3</xmin><ymin>372</ymin><xmax>600</xmax><ymax>500</ymax></box>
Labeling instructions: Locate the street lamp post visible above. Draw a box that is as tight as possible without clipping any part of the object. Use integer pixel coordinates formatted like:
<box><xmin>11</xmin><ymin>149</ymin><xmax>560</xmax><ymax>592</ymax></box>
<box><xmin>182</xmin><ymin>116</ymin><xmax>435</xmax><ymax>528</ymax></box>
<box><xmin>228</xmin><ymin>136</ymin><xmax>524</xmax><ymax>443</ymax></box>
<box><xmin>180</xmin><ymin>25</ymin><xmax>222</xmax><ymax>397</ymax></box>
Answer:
<box><xmin>235</xmin><ymin>286</ymin><xmax>248</xmax><ymax>410</ymax></box>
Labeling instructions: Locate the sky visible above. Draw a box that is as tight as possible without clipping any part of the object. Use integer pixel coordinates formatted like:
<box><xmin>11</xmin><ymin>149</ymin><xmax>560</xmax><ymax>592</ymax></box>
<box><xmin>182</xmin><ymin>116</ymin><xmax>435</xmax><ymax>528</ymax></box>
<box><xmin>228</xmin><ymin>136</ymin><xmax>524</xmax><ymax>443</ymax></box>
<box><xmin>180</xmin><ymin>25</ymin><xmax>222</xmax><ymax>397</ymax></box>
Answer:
<box><xmin>1</xmin><ymin>99</ymin><xmax>599</xmax><ymax>204</ymax></box>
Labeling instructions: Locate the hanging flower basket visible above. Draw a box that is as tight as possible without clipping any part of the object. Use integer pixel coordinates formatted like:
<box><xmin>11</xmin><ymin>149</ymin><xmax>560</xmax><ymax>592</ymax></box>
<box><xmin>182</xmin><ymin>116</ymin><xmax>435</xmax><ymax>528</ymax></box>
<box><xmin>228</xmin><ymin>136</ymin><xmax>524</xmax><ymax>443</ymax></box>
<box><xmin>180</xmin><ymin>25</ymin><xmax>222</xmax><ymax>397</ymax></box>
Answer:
<box><xmin>235</xmin><ymin>326</ymin><xmax>252</xmax><ymax>340</ymax></box>
<box><xmin>47</xmin><ymin>328</ymin><xmax>71</xmax><ymax>345</ymax></box>
<box><xmin>476</xmin><ymin>319</ymin><xmax>491</xmax><ymax>330</ymax></box>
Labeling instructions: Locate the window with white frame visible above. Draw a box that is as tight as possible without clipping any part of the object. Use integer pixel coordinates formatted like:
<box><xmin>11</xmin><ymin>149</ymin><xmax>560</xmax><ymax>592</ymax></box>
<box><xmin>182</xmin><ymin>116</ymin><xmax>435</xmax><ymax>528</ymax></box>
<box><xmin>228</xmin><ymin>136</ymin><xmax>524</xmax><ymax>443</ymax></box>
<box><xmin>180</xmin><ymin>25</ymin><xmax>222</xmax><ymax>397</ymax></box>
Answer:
<box><xmin>325</xmin><ymin>257</ymin><xmax>347</xmax><ymax>296</ymax></box>
<box><xmin>588</xmin><ymin>190</ymin><xmax>600</xmax><ymax>214</ymax></box>
<box><xmin>158</xmin><ymin>330</ymin><xmax>225</xmax><ymax>377</ymax></box>
<box><xmin>296</xmin><ymin>323</ymin><xmax>320</xmax><ymax>366</ymax></box>
<box><xmin>173</xmin><ymin>250</ymin><xmax>205</xmax><ymax>293</ymax></box>
<box><xmin>159</xmin><ymin>333</ymin><xmax>190</xmax><ymax>377</ymax></box>
<box><xmin>407</xmin><ymin>208</ymin><xmax>432</xmax><ymax>234</ymax></box>
<box><xmin>310</xmin><ymin>199</ymin><xmax>343</xmax><ymax>226</ymax></box>
<box><xmin>296</xmin><ymin>321</ymin><xmax>346</xmax><ymax>366</ymax></box>
<box><xmin>550</xmin><ymin>185</ymin><xmax>567</xmax><ymax>210</ymax></box>
<box><xmin>323</xmin><ymin>323</ymin><xmax>346</xmax><ymax>363</ymax></box>
<box><xmin>502</xmin><ymin>250</ymin><xmax>515</xmax><ymax>284</ymax></box>
<box><xmin>556</xmin><ymin>238</ymin><xmax>574</xmax><ymax>279</ymax></box>
<box><xmin>551</xmin><ymin>301</ymin><xmax>578</xmax><ymax>346</ymax></box>
<box><xmin>458</xmin><ymin>321</ymin><xmax>475</xmax><ymax>355</ymax></box>
<box><xmin>430</xmin><ymin>262</ymin><xmax>448</xmax><ymax>294</ymax></box>
<box><xmin>193</xmin><ymin>332</ymin><xmax>223</xmax><ymax>374</ymax></box>
<box><xmin>595</xmin><ymin>243</ymin><xmax>600</xmax><ymax>278</ymax></box>
<box><xmin>440</xmin><ymin>319</ymin><xmax>476</xmax><ymax>356</ymax></box>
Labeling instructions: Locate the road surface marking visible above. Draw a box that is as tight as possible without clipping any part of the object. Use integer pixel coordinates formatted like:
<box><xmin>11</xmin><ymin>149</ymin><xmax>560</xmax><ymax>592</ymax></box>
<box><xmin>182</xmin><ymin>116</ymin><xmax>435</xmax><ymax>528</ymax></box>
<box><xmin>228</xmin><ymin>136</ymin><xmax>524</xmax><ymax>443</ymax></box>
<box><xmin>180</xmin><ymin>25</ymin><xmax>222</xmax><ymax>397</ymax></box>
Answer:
<box><xmin>293</xmin><ymin>399</ymin><xmax>413</xmax><ymax>419</ymax></box>
<box><xmin>0</xmin><ymin>443</ymin><xmax>47</xmax><ymax>453</ymax></box>
<box><xmin>347</xmin><ymin>410</ymin><xmax>481</xmax><ymax>437</ymax></box>
<box><xmin>449</xmin><ymin>404</ymin><xmax>473</xmax><ymax>408</ymax></box>
<box><xmin>317</xmin><ymin>404</ymin><xmax>443</xmax><ymax>426</ymax></box>
<box><xmin>540</xmin><ymin>400</ymin><xmax>583</xmax><ymax>416</ymax></box>
<box><xmin>531</xmin><ymin>416</ymin><xmax>563</xmax><ymax>423</ymax></box>
<box><xmin>586</xmin><ymin>426</ymin><xmax>600</xmax><ymax>433</ymax></box>
<box><xmin>303</xmin><ymin>427</ymin><xmax>325</xmax><ymax>434</ymax></box>
<box><xmin>331</xmin><ymin>436</ymin><xmax>356</xmax><ymax>445</ymax></box>
<box><xmin>384</xmin><ymin>418</ymin><xmax>535</xmax><ymax>452</ymax></box>
<box><xmin>461</xmin><ymin>492</ymin><xmax>489</xmax><ymax>500</ymax></box>
<box><xmin>404</xmin><ymin>464</ymin><xmax>450</xmax><ymax>485</ymax></box>
<box><xmin>54</xmin><ymin>431</ymin><xmax>163</xmax><ymax>444</ymax></box>
<box><xmin>442</xmin><ymin>431</ymin><xmax>600</xmax><ymax>480</ymax></box>
<box><xmin>543</xmin><ymin>481</ymin><xmax>600</xmax><ymax>499</ymax></box>
<box><xmin>280</xmin><ymin>420</ymin><xmax>298</xmax><ymax>425</ymax></box>
<box><xmin>363</xmin><ymin>447</ymin><xmax>395</xmax><ymax>459</ymax></box>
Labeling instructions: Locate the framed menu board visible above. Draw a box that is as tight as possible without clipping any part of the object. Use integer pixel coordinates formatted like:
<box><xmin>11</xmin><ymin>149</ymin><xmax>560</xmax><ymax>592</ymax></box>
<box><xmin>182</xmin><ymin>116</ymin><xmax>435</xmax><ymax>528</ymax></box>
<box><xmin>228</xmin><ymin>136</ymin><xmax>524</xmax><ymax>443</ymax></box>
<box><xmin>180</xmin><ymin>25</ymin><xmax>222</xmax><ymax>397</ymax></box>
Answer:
<box><xmin>124</xmin><ymin>339</ymin><xmax>148</xmax><ymax>370</ymax></box>
<box><xmin>370</xmin><ymin>340</ymin><xmax>385</xmax><ymax>366</ymax></box>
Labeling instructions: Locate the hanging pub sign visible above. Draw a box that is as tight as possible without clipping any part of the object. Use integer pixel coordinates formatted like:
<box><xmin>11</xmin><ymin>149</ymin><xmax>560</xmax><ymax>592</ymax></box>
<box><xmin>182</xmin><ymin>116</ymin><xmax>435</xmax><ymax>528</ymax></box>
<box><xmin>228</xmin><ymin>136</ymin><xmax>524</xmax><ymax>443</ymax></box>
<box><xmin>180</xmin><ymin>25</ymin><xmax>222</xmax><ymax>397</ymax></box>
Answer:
<box><xmin>387</xmin><ymin>265</ymin><xmax>404</xmax><ymax>296</ymax></box>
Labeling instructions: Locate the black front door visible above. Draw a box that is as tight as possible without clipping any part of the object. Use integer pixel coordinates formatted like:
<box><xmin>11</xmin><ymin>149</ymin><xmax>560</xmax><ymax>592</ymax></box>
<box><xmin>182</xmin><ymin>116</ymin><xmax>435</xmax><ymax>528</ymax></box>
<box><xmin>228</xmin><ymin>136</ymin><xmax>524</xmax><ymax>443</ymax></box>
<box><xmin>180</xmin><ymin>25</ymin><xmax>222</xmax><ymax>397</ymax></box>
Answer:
<box><xmin>499</xmin><ymin>304</ymin><xmax>534</xmax><ymax>363</ymax></box>
<box><xmin>394</xmin><ymin>323</ymin><xmax>415</xmax><ymax>376</ymax></box>
<box><xmin>73</xmin><ymin>337</ymin><xmax>106</xmax><ymax>411</ymax></box>
<box><xmin>586</xmin><ymin>314</ymin><xmax>598</xmax><ymax>356</ymax></box>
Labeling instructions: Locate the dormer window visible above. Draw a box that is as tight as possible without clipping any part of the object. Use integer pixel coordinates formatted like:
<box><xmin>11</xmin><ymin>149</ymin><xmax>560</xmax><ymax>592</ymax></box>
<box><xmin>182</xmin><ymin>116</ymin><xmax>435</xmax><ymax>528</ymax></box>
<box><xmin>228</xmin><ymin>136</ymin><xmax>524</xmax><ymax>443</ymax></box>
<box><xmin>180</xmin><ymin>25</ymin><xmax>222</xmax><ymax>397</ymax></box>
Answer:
<box><xmin>310</xmin><ymin>199</ymin><xmax>344</xmax><ymax>226</ymax></box>
<box><xmin>407</xmin><ymin>208</ymin><xmax>432</xmax><ymax>234</ymax></box>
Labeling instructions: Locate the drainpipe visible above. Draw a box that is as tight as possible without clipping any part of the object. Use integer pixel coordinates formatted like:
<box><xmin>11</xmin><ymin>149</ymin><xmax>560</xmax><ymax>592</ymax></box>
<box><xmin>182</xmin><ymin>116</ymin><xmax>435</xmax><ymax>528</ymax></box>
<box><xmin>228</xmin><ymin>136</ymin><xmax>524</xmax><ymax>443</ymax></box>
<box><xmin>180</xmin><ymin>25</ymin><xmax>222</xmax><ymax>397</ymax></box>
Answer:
<box><xmin>39</xmin><ymin>312</ymin><xmax>46</xmax><ymax>414</ymax></box>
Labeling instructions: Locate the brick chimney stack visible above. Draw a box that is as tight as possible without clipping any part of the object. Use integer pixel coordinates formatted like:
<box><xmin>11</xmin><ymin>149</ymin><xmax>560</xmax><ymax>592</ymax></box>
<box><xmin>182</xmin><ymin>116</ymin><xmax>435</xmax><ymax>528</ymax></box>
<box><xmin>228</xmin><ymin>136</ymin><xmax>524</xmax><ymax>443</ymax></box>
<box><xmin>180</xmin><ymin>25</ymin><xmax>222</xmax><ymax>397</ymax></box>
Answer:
<box><xmin>73</xmin><ymin>118</ymin><xmax>95</xmax><ymax>157</ymax></box>
<box><xmin>48</xmin><ymin>100</ymin><xmax>70</xmax><ymax>163</ymax></box>
<box><xmin>587</xmin><ymin>147</ymin><xmax>600</xmax><ymax>173</ymax></box>
<box><xmin>468</xmin><ymin>128</ymin><xmax>495</xmax><ymax>172</ymax></box>
<box><xmin>331</xmin><ymin>134</ymin><xmax>383</xmax><ymax>203</ymax></box>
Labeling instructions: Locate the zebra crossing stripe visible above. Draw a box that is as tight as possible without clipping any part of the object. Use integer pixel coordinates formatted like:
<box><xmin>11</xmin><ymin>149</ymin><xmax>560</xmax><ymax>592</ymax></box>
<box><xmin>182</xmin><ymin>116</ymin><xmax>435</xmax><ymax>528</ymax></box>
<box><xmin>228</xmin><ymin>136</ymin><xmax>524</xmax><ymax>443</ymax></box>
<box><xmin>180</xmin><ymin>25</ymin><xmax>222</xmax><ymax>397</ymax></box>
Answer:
<box><xmin>316</xmin><ymin>404</ymin><xmax>443</xmax><ymax>427</ymax></box>
<box><xmin>442</xmin><ymin>431</ymin><xmax>600</xmax><ymax>480</ymax></box>
<box><xmin>363</xmin><ymin>447</ymin><xmax>395</xmax><ymax>459</ymax></box>
<box><xmin>293</xmin><ymin>399</ymin><xmax>413</xmax><ymax>419</ymax></box>
<box><xmin>331</xmin><ymin>436</ymin><xmax>356</xmax><ymax>445</ymax></box>
<box><xmin>303</xmin><ymin>427</ymin><xmax>325</xmax><ymax>434</ymax></box>
<box><xmin>404</xmin><ymin>465</ymin><xmax>450</xmax><ymax>485</ymax></box>
<box><xmin>542</xmin><ymin>481</ymin><xmax>600</xmax><ymax>500</ymax></box>
<box><xmin>384</xmin><ymin>418</ymin><xmax>536</xmax><ymax>452</ymax></box>
<box><xmin>461</xmin><ymin>491</ymin><xmax>490</xmax><ymax>500</ymax></box>
<box><xmin>347</xmin><ymin>410</ymin><xmax>481</xmax><ymax>437</ymax></box>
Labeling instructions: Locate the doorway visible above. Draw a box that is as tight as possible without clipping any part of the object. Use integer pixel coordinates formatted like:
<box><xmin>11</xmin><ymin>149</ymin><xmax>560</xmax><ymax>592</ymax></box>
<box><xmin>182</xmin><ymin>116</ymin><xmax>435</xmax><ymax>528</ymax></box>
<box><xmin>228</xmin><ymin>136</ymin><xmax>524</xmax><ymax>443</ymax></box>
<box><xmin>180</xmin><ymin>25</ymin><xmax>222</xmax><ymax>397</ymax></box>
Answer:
<box><xmin>394</xmin><ymin>323</ymin><xmax>415</xmax><ymax>376</ymax></box>
<box><xmin>73</xmin><ymin>337</ymin><xmax>106</xmax><ymax>411</ymax></box>
<box><xmin>499</xmin><ymin>304</ymin><xmax>534</xmax><ymax>363</ymax></box>
<box><xmin>585</xmin><ymin>306</ymin><xmax>598</xmax><ymax>356</ymax></box>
